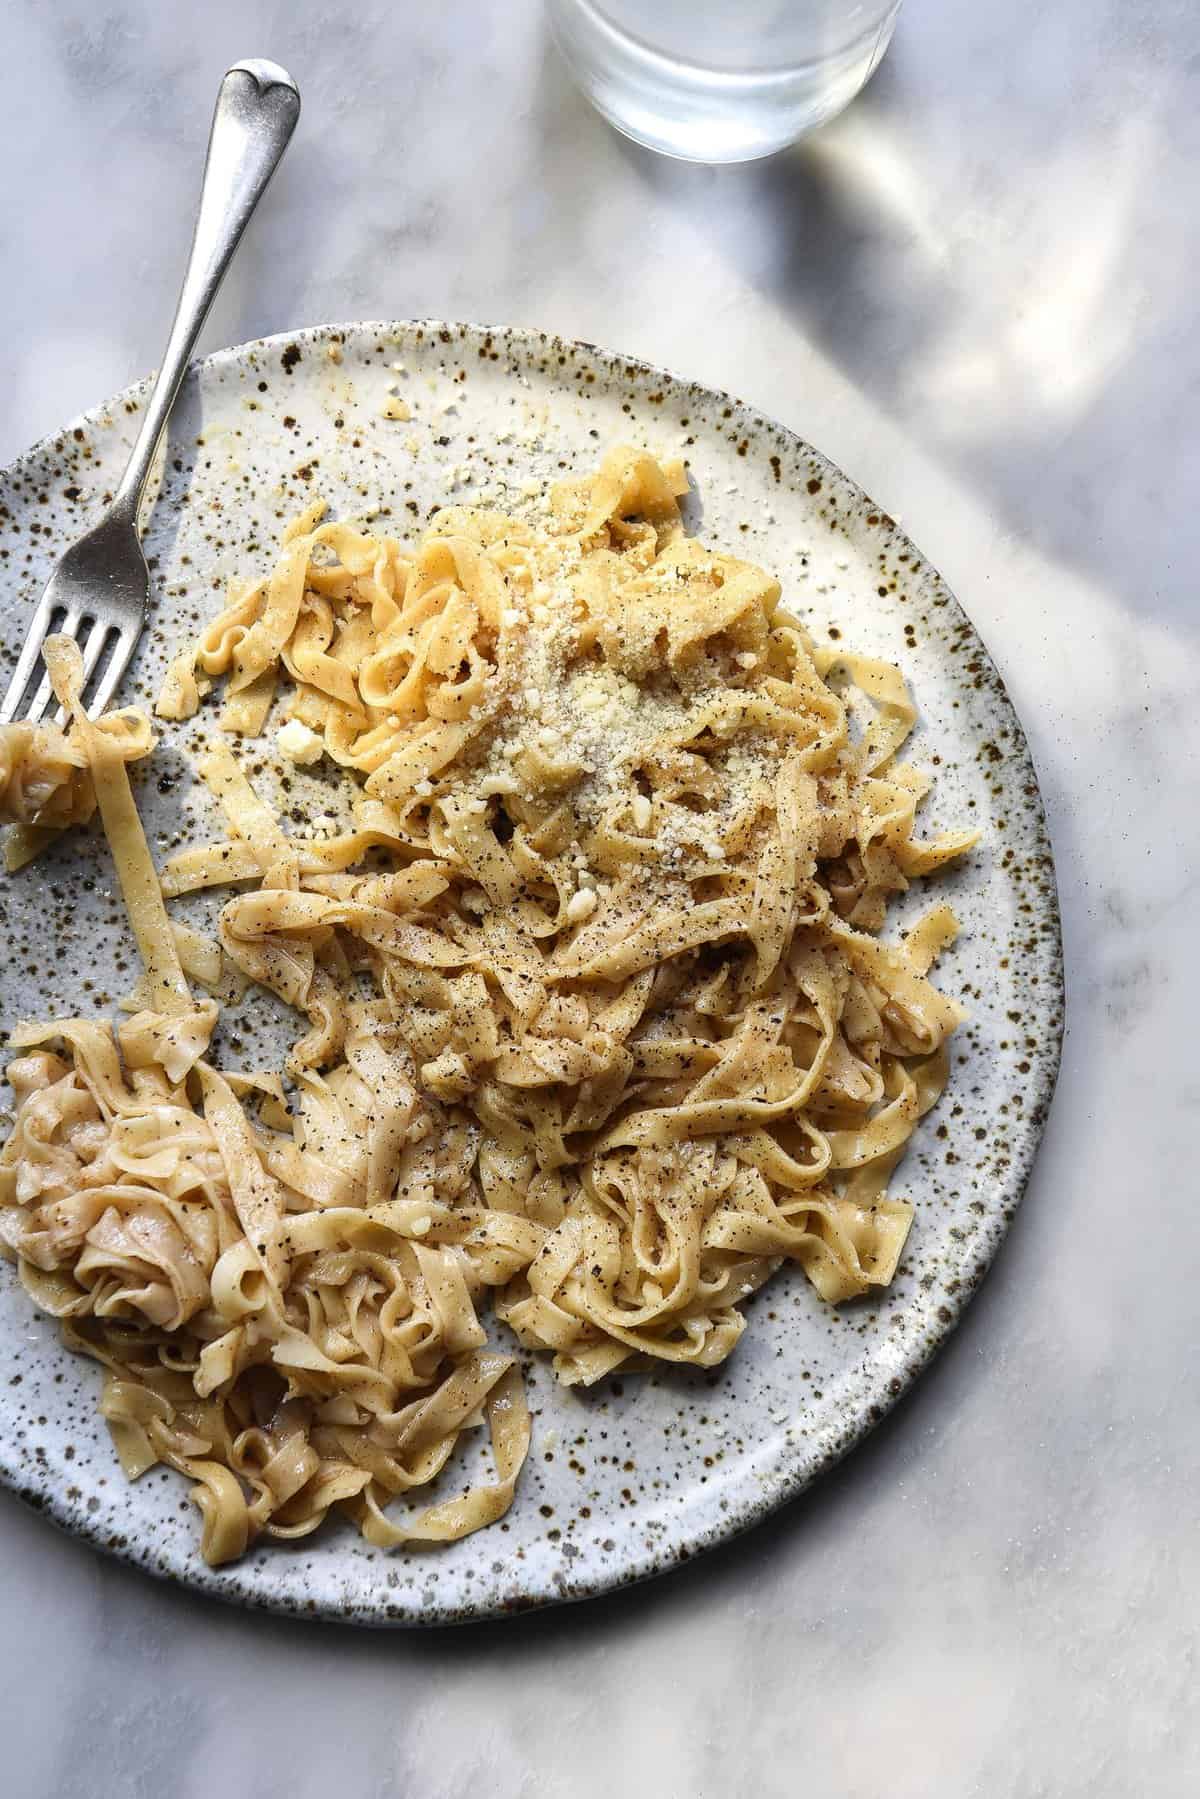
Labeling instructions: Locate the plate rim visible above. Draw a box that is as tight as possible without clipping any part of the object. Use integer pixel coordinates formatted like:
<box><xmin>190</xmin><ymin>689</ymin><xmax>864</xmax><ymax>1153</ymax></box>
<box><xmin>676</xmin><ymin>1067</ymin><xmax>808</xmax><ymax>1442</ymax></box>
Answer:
<box><xmin>0</xmin><ymin>317</ymin><xmax>1065</xmax><ymax>1625</ymax></box>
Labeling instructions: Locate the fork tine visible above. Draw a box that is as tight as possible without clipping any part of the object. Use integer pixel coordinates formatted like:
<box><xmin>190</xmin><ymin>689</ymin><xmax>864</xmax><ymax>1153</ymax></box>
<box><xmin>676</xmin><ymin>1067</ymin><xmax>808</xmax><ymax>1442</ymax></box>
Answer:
<box><xmin>64</xmin><ymin>618</ymin><xmax>116</xmax><ymax>729</ymax></box>
<box><xmin>89</xmin><ymin>621</ymin><xmax>140</xmax><ymax>717</ymax></box>
<box><xmin>79</xmin><ymin>618</ymin><xmax>114</xmax><ymax>694</ymax></box>
<box><xmin>0</xmin><ymin>588</ymin><xmax>60</xmax><ymax>725</ymax></box>
<box><xmin>23</xmin><ymin>672</ymin><xmax>57</xmax><ymax>728</ymax></box>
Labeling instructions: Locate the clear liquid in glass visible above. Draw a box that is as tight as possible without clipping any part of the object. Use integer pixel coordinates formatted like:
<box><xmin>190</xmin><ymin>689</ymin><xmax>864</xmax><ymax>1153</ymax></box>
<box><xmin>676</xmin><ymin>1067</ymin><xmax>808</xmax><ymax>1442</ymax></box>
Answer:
<box><xmin>548</xmin><ymin>0</ymin><xmax>903</xmax><ymax>163</ymax></box>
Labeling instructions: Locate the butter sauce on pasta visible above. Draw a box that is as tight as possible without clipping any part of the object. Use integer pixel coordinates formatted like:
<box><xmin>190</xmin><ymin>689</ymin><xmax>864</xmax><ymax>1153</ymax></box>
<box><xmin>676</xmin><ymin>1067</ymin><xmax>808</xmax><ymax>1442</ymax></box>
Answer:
<box><xmin>0</xmin><ymin>449</ymin><xmax>975</xmax><ymax>1565</ymax></box>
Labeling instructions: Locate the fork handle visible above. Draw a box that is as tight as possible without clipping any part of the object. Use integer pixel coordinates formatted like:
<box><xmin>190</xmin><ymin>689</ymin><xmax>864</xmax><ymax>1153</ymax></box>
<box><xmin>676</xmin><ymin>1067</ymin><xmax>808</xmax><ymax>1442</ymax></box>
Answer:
<box><xmin>110</xmin><ymin>59</ymin><xmax>301</xmax><ymax>522</ymax></box>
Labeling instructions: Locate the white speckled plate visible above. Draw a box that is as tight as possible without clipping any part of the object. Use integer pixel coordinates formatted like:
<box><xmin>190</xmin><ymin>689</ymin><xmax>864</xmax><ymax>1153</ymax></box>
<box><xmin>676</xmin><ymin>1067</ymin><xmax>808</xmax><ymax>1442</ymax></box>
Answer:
<box><xmin>0</xmin><ymin>323</ymin><xmax>1062</xmax><ymax>1624</ymax></box>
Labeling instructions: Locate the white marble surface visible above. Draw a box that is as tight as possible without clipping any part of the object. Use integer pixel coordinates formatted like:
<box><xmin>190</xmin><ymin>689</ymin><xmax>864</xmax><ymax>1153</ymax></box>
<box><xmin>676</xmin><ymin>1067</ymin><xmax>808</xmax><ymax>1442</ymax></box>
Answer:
<box><xmin>0</xmin><ymin>1</ymin><xmax>1196</xmax><ymax>1793</ymax></box>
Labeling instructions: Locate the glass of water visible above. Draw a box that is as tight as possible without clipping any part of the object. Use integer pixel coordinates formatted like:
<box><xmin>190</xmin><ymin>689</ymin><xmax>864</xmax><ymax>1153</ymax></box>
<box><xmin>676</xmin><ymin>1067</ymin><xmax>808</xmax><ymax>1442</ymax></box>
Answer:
<box><xmin>548</xmin><ymin>0</ymin><xmax>903</xmax><ymax>163</ymax></box>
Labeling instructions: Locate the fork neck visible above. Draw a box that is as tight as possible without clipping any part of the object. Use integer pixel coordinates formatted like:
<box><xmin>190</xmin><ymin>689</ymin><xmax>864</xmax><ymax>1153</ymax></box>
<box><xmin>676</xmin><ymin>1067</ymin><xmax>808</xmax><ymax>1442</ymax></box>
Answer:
<box><xmin>108</xmin><ymin>394</ymin><xmax>172</xmax><ymax>527</ymax></box>
<box><xmin>105</xmin><ymin>481</ymin><xmax>144</xmax><ymax>532</ymax></box>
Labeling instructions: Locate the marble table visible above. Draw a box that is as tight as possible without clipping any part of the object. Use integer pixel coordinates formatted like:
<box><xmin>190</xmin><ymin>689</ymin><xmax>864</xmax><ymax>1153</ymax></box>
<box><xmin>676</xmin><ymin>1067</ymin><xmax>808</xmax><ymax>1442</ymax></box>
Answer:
<box><xmin>0</xmin><ymin>2</ymin><xmax>1195</xmax><ymax>1794</ymax></box>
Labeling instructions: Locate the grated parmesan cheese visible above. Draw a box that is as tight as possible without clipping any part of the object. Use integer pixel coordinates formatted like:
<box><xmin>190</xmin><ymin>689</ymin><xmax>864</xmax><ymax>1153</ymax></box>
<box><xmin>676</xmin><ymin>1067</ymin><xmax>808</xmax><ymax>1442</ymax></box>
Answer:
<box><xmin>565</xmin><ymin>888</ymin><xmax>597</xmax><ymax>924</ymax></box>
<box><xmin>276</xmin><ymin>719</ymin><xmax>324</xmax><ymax>765</ymax></box>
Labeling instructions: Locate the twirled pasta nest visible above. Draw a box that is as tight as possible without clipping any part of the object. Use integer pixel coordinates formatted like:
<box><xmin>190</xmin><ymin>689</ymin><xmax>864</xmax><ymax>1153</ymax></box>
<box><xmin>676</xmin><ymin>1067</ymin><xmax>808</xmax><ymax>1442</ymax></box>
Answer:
<box><xmin>0</xmin><ymin>449</ymin><xmax>975</xmax><ymax>1565</ymax></box>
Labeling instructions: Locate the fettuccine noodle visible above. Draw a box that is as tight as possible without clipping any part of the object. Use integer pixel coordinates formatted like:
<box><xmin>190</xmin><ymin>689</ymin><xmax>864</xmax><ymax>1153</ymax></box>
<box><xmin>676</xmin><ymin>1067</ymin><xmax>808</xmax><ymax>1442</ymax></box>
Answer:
<box><xmin>0</xmin><ymin>448</ymin><xmax>976</xmax><ymax>1565</ymax></box>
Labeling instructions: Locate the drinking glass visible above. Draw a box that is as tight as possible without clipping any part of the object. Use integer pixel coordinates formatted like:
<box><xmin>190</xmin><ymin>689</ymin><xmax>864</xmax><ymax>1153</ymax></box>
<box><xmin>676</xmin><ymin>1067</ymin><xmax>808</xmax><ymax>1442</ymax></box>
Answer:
<box><xmin>547</xmin><ymin>0</ymin><xmax>903</xmax><ymax>163</ymax></box>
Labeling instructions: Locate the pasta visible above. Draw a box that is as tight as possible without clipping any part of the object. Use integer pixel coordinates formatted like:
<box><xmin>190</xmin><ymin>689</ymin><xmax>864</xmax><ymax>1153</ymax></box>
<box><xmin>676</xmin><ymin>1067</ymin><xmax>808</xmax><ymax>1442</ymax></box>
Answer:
<box><xmin>0</xmin><ymin>702</ymin><xmax>154</xmax><ymax>872</ymax></box>
<box><xmin>0</xmin><ymin>449</ymin><xmax>976</xmax><ymax>1565</ymax></box>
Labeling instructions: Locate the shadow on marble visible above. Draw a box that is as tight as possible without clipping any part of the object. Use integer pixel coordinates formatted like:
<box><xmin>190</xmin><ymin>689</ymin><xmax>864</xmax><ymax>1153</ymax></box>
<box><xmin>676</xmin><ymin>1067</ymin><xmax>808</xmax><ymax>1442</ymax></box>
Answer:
<box><xmin>534</xmin><ymin>28</ymin><xmax>1200</xmax><ymax>642</ymax></box>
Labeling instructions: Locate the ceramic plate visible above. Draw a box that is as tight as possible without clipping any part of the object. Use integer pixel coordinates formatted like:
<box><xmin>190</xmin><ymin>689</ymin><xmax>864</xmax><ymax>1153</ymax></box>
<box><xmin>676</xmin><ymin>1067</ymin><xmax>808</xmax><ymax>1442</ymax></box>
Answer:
<box><xmin>0</xmin><ymin>322</ymin><xmax>1063</xmax><ymax>1623</ymax></box>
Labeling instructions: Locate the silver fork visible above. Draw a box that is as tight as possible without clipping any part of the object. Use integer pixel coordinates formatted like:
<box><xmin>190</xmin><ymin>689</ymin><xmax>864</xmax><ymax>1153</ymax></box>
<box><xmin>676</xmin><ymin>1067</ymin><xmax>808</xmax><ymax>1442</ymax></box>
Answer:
<box><xmin>0</xmin><ymin>58</ymin><xmax>300</xmax><ymax>726</ymax></box>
